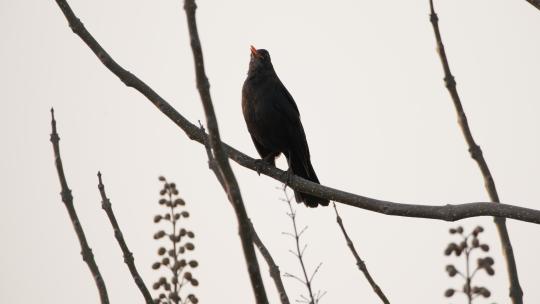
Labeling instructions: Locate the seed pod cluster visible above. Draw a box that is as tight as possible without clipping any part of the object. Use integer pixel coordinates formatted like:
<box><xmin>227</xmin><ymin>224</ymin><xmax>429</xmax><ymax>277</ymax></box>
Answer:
<box><xmin>152</xmin><ymin>176</ymin><xmax>199</xmax><ymax>304</ymax></box>
<box><xmin>443</xmin><ymin>225</ymin><xmax>494</xmax><ymax>302</ymax></box>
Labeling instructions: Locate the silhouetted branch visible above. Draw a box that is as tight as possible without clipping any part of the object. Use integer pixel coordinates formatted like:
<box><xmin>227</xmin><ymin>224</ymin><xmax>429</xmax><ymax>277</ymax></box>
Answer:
<box><xmin>332</xmin><ymin>204</ymin><xmax>389</xmax><ymax>304</ymax></box>
<box><xmin>49</xmin><ymin>108</ymin><xmax>110</xmax><ymax>304</ymax></box>
<box><xmin>428</xmin><ymin>2</ymin><xmax>523</xmax><ymax>303</ymax></box>
<box><xmin>525</xmin><ymin>0</ymin><xmax>540</xmax><ymax>11</ymax></box>
<box><xmin>250</xmin><ymin>220</ymin><xmax>291</xmax><ymax>304</ymax></box>
<box><xmin>97</xmin><ymin>172</ymin><xmax>153</xmax><ymax>304</ymax></box>
<box><xmin>51</xmin><ymin>0</ymin><xmax>540</xmax><ymax>225</ymax></box>
<box><xmin>202</xmin><ymin>117</ymin><xmax>285</xmax><ymax>303</ymax></box>
<box><xmin>182</xmin><ymin>2</ymin><xmax>268</xmax><ymax>303</ymax></box>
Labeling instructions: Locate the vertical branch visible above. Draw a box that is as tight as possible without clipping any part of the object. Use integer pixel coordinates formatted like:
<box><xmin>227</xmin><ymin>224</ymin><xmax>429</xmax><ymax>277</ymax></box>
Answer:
<box><xmin>49</xmin><ymin>109</ymin><xmax>110</xmax><ymax>304</ymax></box>
<box><xmin>97</xmin><ymin>172</ymin><xmax>154</xmax><ymax>304</ymax></box>
<box><xmin>250</xmin><ymin>220</ymin><xmax>291</xmax><ymax>304</ymax></box>
<box><xmin>428</xmin><ymin>2</ymin><xmax>523</xmax><ymax>303</ymax></box>
<box><xmin>332</xmin><ymin>204</ymin><xmax>390</xmax><ymax>304</ymax></box>
<box><xmin>182</xmin><ymin>1</ymin><xmax>268</xmax><ymax>303</ymax></box>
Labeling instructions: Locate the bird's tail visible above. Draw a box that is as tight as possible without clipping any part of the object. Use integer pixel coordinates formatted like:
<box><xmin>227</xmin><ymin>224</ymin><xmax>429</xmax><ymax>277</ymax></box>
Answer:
<box><xmin>286</xmin><ymin>151</ymin><xmax>330</xmax><ymax>208</ymax></box>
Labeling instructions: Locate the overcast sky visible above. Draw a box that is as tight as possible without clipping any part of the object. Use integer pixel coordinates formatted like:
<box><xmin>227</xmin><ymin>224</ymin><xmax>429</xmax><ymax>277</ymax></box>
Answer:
<box><xmin>1</xmin><ymin>0</ymin><xmax>540</xmax><ymax>303</ymax></box>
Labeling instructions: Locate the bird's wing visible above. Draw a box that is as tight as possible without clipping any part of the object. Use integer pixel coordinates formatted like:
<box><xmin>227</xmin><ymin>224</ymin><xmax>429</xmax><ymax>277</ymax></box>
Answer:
<box><xmin>272</xmin><ymin>79</ymin><xmax>312</xmax><ymax>165</ymax></box>
<box><xmin>277</xmin><ymin>80</ymin><xmax>300</xmax><ymax>117</ymax></box>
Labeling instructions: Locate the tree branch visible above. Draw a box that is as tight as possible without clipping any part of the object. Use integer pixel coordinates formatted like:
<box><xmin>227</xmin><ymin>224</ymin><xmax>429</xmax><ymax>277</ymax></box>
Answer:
<box><xmin>49</xmin><ymin>108</ymin><xmax>110</xmax><ymax>304</ymax></box>
<box><xmin>332</xmin><ymin>204</ymin><xmax>389</xmax><ymax>304</ymax></box>
<box><xmin>182</xmin><ymin>1</ymin><xmax>268</xmax><ymax>303</ymax></box>
<box><xmin>525</xmin><ymin>0</ymin><xmax>540</xmax><ymax>11</ymax></box>
<box><xmin>97</xmin><ymin>172</ymin><xmax>154</xmax><ymax>304</ymax></box>
<box><xmin>51</xmin><ymin>0</ymin><xmax>540</xmax><ymax>225</ymax></box>
<box><xmin>201</xmin><ymin>121</ymin><xmax>287</xmax><ymax>304</ymax></box>
<box><xmin>250</xmin><ymin>220</ymin><xmax>291</xmax><ymax>304</ymax></box>
<box><xmin>428</xmin><ymin>1</ymin><xmax>523</xmax><ymax>303</ymax></box>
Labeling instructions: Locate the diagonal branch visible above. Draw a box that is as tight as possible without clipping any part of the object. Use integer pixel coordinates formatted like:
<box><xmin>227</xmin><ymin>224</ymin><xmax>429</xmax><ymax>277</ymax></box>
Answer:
<box><xmin>525</xmin><ymin>0</ymin><xmax>540</xmax><ymax>11</ymax></box>
<box><xmin>250</xmin><ymin>220</ymin><xmax>291</xmax><ymax>304</ymax></box>
<box><xmin>332</xmin><ymin>203</ymin><xmax>389</xmax><ymax>304</ymax></box>
<box><xmin>428</xmin><ymin>1</ymin><xmax>523</xmax><ymax>303</ymax></box>
<box><xmin>182</xmin><ymin>1</ymin><xmax>268</xmax><ymax>303</ymax></box>
<box><xmin>50</xmin><ymin>0</ymin><xmax>540</xmax><ymax>225</ymax></box>
<box><xmin>201</xmin><ymin>123</ymin><xmax>283</xmax><ymax>303</ymax></box>
<box><xmin>97</xmin><ymin>172</ymin><xmax>154</xmax><ymax>304</ymax></box>
<box><xmin>49</xmin><ymin>108</ymin><xmax>110</xmax><ymax>304</ymax></box>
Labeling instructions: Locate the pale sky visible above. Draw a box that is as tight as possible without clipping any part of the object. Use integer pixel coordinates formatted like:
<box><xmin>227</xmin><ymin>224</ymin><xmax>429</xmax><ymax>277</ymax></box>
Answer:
<box><xmin>1</xmin><ymin>0</ymin><xmax>540</xmax><ymax>303</ymax></box>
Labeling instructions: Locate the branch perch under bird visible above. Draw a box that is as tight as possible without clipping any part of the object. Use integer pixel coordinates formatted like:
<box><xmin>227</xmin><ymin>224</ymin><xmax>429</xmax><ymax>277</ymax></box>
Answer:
<box><xmin>51</xmin><ymin>0</ymin><xmax>540</xmax><ymax>225</ymax></box>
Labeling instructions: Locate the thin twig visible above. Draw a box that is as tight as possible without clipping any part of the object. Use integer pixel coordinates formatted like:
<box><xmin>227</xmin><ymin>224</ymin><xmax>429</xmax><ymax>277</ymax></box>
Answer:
<box><xmin>428</xmin><ymin>2</ymin><xmax>523</xmax><ymax>303</ymax></box>
<box><xmin>250</xmin><ymin>220</ymin><xmax>291</xmax><ymax>304</ymax></box>
<box><xmin>97</xmin><ymin>172</ymin><xmax>153</xmax><ymax>304</ymax></box>
<box><xmin>332</xmin><ymin>203</ymin><xmax>390</xmax><ymax>304</ymax></box>
<box><xmin>283</xmin><ymin>188</ymin><xmax>321</xmax><ymax>304</ymax></box>
<box><xmin>49</xmin><ymin>108</ymin><xmax>110</xmax><ymax>304</ymax></box>
<box><xmin>50</xmin><ymin>0</ymin><xmax>540</xmax><ymax>225</ymax></box>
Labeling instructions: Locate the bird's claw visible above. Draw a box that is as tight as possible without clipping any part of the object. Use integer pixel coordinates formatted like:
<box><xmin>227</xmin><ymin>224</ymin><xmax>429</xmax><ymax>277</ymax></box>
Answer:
<box><xmin>254</xmin><ymin>159</ymin><xmax>266</xmax><ymax>176</ymax></box>
<box><xmin>281</xmin><ymin>168</ymin><xmax>292</xmax><ymax>186</ymax></box>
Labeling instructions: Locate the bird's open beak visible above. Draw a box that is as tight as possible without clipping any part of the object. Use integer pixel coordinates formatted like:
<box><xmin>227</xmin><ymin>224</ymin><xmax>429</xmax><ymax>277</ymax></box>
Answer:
<box><xmin>250</xmin><ymin>45</ymin><xmax>260</xmax><ymax>58</ymax></box>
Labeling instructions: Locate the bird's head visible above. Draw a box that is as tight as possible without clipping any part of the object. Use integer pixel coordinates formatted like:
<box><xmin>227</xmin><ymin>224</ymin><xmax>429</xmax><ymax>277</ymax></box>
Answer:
<box><xmin>248</xmin><ymin>45</ymin><xmax>274</xmax><ymax>76</ymax></box>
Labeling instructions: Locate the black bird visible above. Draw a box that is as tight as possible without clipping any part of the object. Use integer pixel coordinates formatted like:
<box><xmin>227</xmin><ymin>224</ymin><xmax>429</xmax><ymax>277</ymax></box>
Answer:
<box><xmin>242</xmin><ymin>46</ymin><xmax>329</xmax><ymax>208</ymax></box>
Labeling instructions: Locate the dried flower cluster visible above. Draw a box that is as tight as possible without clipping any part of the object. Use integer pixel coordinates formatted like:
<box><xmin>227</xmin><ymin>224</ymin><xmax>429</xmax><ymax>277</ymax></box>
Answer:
<box><xmin>444</xmin><ymin>226</ymin><xmax>494</xmax><ymax>303</ymax></box>
<box><xmin>151</xmin><ymin>176</ymin><xmax>199</xmax><ymax>304</ymax></box>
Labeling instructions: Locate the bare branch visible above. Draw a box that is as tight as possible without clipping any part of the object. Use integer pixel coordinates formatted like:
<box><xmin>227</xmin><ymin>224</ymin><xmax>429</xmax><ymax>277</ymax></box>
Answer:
<box><xmin>49</xmin><ymin>108</ymin><xmax>110</xmax><ymax>304</ymax></box>
<box><xmin>198</xmin><ymin>122</ymin><xmax>225</xmax><ymax>188</ymax></box>
<box><xmin>181</xmin><ymin>1</ymin><xmax>268</xmax><ymax>303</ymax></box>
<box><xmin>332</xmin><ymin>203</ymin><xmax>389</xmax><ymax>304</ymax></box>
<box><xmin>525</xmin><ymin>0</ymin><xmax>540</xmax><ymax>11</ymax></box>
<box><xmin>51</xmin><ymin>0</ymin><xmax>540</xmax><ymax>225</ymax></box>
<box><xmin>250</xmin><ymin>220</ymin><xmax>291</xmax><ymax>304</ymax></box>
<box><xmin>428</xmin><ymin>1</ymin><xmax>523</xmax><ymax>303</ymax></box>
<box><xmin>97</xmin><ymin>172</ymin><xmax>153</xmax><ymax>304</ymax></box>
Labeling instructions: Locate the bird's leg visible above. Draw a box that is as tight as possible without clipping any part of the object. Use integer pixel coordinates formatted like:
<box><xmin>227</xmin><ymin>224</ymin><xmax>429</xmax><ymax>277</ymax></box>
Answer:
<box><xmin>254</xmin><ymin>153</ymin><xmax>277</xmax><ymax>176</ymax></box>
<box><xmin>281</xmin><ymin>167</ymin><xmax>292</xmax><ymax>187</ymax></box>
<box><xmin>281</xmin><ymin>150</ymin><xmax>293</xmax><ymax>186</ymax></box>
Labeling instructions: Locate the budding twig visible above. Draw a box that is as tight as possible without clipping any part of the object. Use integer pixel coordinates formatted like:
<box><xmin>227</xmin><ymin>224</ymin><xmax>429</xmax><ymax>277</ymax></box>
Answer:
<box><xmin>49</xmin><ymin>108</ymin><xmax>110</xmax><ymax>304</ymax></box>
<box><xmin>332</xmin><ymin>203</ymin><xmax>389</xmax><ymax>304</ymax></box>
<box><xmin>97</xmin><ymin>172</ymin><xmax>153</xmax><ymax>304</ymax></box>
<box><xmin>250</xmin><ymin>220</ymin><xmax>291</xmax><ymax>304</ymax></box>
